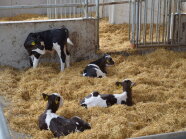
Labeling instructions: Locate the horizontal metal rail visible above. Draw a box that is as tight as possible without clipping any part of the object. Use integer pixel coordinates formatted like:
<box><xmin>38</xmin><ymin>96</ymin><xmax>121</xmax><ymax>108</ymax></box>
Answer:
<box><xmin>88</xmin><ymin>1</ymin><xmax>132</xmax><ymax>7</ymax></box>
<box><xmin>0</xmin><ymin>1</ymin><xmax>130</xmax><ymax>10</ymax></box>
<box><xmin>138</xmin><ymin>44</ymin><xmax>186</xmax><ymax>48</ymax></box>
<box><xmin>0</xmin><ymin>4</ymin><xmax>83</xmax><ymax>10</ymax></box>
<box><xmin>129</xmin><ymin>131</ymin><xmax>186</xmax><ymax>139</ymax></box>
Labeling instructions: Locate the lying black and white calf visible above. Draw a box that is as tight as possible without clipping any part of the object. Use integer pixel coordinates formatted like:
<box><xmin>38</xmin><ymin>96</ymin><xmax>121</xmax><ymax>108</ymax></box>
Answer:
<box><xmin>80</xmin><ymin>79</ymin><xmax>135</xmax><ymax>108</ymax></box>
<box><xmin>83</xmin><ymin>54</ymin><xmax>114</xmax><ymax>78</ymax></box>
<box><xmin>24</xmin><ymin>26</ymin><xmax>74</xmax><ymax>71</ymax></box>
<box><xmin>38</xmin><ymin>93</ymin><xmax>91</xmax><ymax>137</ymax></box>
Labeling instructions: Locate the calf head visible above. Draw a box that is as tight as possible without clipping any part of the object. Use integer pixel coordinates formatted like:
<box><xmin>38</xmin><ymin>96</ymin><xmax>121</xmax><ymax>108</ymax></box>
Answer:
<box><xmin>116</xmin><ymin>79</ymin><xmax>135</xmax><ymax>91</ymax></box>
<box><xmin>71</xmin><ymin>116</ymin><xmax>91</xmax><ymax>131</ymax></box>
<box><xmin>42</xmin><ymin>93</ymin><xmax>63</xmax><ymax>113</ymax></box>
<box><xmin>24</xmin><ymin>33</ymin><xmax>44</xmax><ymax>67</ymax></box>
<box><xmin>61</xmin><ymin>26</ymin><xmax>69</xmax><ymax>37</ymax></box>
<box><xmin>102</xmin><ymin>54</ymin><xmax>115</xmax><ymax>66</ymax></box>
<box><xmin>24</xmin><ymin>33</ymin><xmax>43</xmax><ymax>52</ymax></box>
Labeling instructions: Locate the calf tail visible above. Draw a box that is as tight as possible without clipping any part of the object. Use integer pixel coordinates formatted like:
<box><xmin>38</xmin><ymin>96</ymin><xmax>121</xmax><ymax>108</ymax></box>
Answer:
<box><xmin>67</xmin><ymin>38</ymin><xmax>74</xmax><ymax>46</ymax></box>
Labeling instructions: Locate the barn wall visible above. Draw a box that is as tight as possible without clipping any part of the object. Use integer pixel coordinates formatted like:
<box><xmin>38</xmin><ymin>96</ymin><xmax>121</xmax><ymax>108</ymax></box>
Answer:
<box><xmin>0</xmin><ymin>18</ymin><xmax>98</xmax><ymax>69</ymax></box>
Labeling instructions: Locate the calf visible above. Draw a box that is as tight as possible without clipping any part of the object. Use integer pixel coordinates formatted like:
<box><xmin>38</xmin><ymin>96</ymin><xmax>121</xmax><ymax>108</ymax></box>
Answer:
<box><xmin>83</xmin><ymin>54</ymin><xmax>114</xmax><ymax>78</ymax></box>
<box><xmin>80</xmin><ymin>79</ymin><xmax>135</xmax><ymax>108</ymax></box>
<box><xmin>38</xmin><ymin>93</ymin><xmax>91</xmax><ymax>137</ymax></box>
<box><xmin>24</xmin><ymin>26</ymin><xmax>74</xmax><ymax>71</ymax></box>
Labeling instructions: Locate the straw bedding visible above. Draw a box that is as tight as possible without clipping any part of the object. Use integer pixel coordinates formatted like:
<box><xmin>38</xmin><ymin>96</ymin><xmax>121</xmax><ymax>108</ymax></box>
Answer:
<box><xmin>0</xmin><ymin>14</ymin><xmax>186</xmax><ymax>139</ymax></box>
<box><xmin>0</xmin><ymin>49</ymin><xmax>186</xmax><ymax>139</ymax></box>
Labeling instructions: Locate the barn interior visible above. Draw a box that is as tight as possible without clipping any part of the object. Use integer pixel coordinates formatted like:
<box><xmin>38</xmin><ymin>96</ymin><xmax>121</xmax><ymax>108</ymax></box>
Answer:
<box><xmin>0</xmin><ymin>0</ymin><xmax>186</xmax><ymax>139</ymax></box>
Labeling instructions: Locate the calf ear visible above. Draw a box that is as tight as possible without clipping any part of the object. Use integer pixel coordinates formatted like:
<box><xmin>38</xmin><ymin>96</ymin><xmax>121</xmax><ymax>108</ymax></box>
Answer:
<box><xmin>115</xmin><ymin>82</ymin><xmax>122</xmax><ymax>87</ymax></box>
<box><xmin>42</xmin><ymin>93</ymin><xmax>48</xmax><ymax>101</ymax></box>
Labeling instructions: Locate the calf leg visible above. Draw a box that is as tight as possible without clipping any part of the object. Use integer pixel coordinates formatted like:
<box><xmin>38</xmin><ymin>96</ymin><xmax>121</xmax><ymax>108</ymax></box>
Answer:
<box><xmin>83</xmin><ymin>69</ymin><xmax>97</xmax><ymax>77</ymax></box>
<box><xmin>53</xmin><ymin>43</ymin><xmax>66</xmax><ymax>71</ymax></box>
<box><xmin>65</xmin><ymin>46</ymin><xmax>70</xmax><ymax>68</ymax></box>
<box><xmin>30</xmin><ymin>51</ymin><xmax>41</xmax><ymax>68</ymax></box>
<box><xmin>29</xmin><ymin>55</ymin><xmax>34</xmax><ymax>67</ymax></box>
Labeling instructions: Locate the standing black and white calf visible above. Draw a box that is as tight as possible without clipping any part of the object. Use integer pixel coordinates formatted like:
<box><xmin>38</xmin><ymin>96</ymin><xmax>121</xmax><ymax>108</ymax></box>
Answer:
<box><xmin>24</xmin><ymin>26</ymin><xmax>74</xmax><ymax>71</ymax></box>
<box><xmin>38</xmin><ymin>93</ymin><xmax>91</xmax><ymax>137</ymax></box>
<box><xmin>80</xmin><ymin>79</ymin><xmax>135</xmax><ymax>108</ymax></box>
<box><xmin>83</xmin><ymin>54</ymin><xmax>115</xmax><ymax>78</ymax></box>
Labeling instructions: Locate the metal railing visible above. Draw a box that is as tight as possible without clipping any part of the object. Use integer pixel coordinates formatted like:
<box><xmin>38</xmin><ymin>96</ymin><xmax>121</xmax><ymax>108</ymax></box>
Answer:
<box><xmin>129</xmin><ymin>0</ymin><xmax>184</xmax><ymax>48</ymax></box>
<box><xmin>0</xmin><ymin>108</ymin><xmax>11</xmax><ymax>139</ymax></box>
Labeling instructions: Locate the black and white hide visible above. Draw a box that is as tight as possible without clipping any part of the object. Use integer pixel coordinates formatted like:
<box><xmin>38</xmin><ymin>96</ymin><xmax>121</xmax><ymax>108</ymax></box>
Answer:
<box><xmin>38</xmin><ymin>93</ymin><xmax>91</xmax><ymax>137</ymax></box>
<box><xmin>80</xmin><ymin>79</ymin><xmax>135</xmax><ymax>108</ymax></box>
<box><xmin>82</xmin><ymin>54</ymin><xmax>115</xmax><ymax>78</ymax></box>
<box><xmin>24</xmin><ymin>26</ymin><xmax>74</xmax><ymax>71</ymax></box>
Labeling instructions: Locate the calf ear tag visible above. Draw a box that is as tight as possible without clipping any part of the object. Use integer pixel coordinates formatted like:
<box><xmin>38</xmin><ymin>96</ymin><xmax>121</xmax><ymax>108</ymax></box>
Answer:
<box><xmin>31</xmin><ymin>41</ymin><xmax>36</xmax><ymax>46</ymax></box>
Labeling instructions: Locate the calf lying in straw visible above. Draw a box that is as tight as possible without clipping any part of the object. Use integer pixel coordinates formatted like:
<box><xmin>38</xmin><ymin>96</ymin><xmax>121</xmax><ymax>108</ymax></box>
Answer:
<box><xmin>38</xmin><ymin>93</ymin><xmax>91</xmax><ymax>137</ymax></box>
<box><xmin>80</xmin><ymin>79</ymin><xmax>135</xmax><ymax>108</ymax></box>
<box><xmin>82</xmin><ymin>54</ymin><xmax>115</xmax><ymax>78</ymax></box>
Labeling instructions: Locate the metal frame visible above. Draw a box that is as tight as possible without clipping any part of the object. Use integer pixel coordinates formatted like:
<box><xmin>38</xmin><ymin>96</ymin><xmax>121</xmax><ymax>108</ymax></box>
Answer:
<box><xmin>0</xmin><ymin>108</ymin><xmax>11</xmax><ymax>139</ymax></box>
<box><xmin>129</xmin><ymin>0</ymin><xmax>184</xmax><ymax>48</ymax></box>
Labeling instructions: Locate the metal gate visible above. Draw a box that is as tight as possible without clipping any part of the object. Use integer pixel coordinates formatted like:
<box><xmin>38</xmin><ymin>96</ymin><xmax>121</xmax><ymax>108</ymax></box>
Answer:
<box><xmin>129</xmin><ymin>0</ymin><xmax>184</xmax><ymax>48</ymax></box>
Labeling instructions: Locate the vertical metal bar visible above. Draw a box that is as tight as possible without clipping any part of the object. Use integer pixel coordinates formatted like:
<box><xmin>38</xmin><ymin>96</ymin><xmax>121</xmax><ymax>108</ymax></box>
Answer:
<box><xmin>143</xmin><ymin>0</ymin><xmax>147</xmax><ymax>45</ymax></box>
<box><xmin>158</xmin><ymin>0</ymin><xmax>162</xmax><ymax>44</ymax></box>
<box><xmin>66</xmin><ymin>0</ymin><xmax>68</xmax><ymax>18</ymax></box>
<box><xmin>178</xmin><ymin>0</ymin><xmax>181</xmax><ymax>44</ymax></box>
<box><xmin>50</xmin><ymin>0</ymin><xmax>52</xmax><ymax>19</ymax></box>
<box><xmin>102</xmin><ymin>0</ymin><xmax>105</xmax><ymax>18</ymax></box>
<box><xmin>73</xmin><ymin>0</ymin><xmax>75</xmax><ymax>18</ymax></box>
<box><xmin>167</xmin><ymin>0</ymin><xmax>171</xmax><ymax>43</ymax></box>
<box><xmin>156</xmin><ymin>0</ymin><xmax>160</xmax><ymax>43</ymax></box>
<box><xmin>139</xmin><ymin>0</ymin><xmax>142</xmax><ymax>43</ymax></box>
<box><xmin>90</xmin><ymin>0</ymin><xmax>93</xmax><ymax>17</ymax></box>
<box><xmin>84</xmin><ymin>0</ymin><xmax>88</xmax><ymax>18</ymax></box>
<box><xmin>48</xmin><ymin>0</ymin><xmax>50</xmax><ymax>19</ymax></box>
<box><xmin>54</xmin><ymin>0</ymin><xmax>57</xmax><ymax>19</ymax></box>
<box><xmin>96</xmin><ymin>0</ymin><xmax>100</xmax><ymax>49</ymax></box>
<box><xmin>131</xmin><ymin>0</ymin><xmax>136</xmax><ymax>45</ymax></box>
<box><xmin>170</xmin><ymin>0</ymin><xmax>175</xmax><ymax>44</ymax></box>
<box><xmin>60</xmin><ymin>0</ymin><xmax>62</xmax><ymax>18</ymax></box>
<box><xmin>47</xmin><ymin>0</ymin><xmax>49</xmax><ymax>18</ymax></box>
<box><xmin>94</xmin><ymin>0</ymin><xmax>96</xmax><ymax>18</ymax></box>
<box><xmin>150</xmin><ymin>0</ymin><xmax>155</xmax><ymax>44</ymax></box>
<box><xmin>74</xmin><ymin>0</ymin><xmax>77</xmax><ymax>17</ymax></box>
<box><xmin>80</xmin><ymin>0</ymin><xmax>82</xmax><ymax>17</ymax></box>
<box><xmin>129</xmin><ymin>0</ymin><xmax>132</xmax><ymax>41</ymax></box>
<box><xmin>136</xmin><ymin>0</ymin><xmax>140</xmax><ymax>47</ymax></box>
<box><xmin>162</xmin><ymin>0</ymin><xmax>166</xmax><ymax>43</ymax></box>
<box><xmin>69</xmin><ymin>0</ymin><xmax>71</xmax><ymax>18</ymax></box>
<box><xmin>165</xmin><ymin>0</ymin><xmax>168</xmax><ymax>43</ymax></box>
